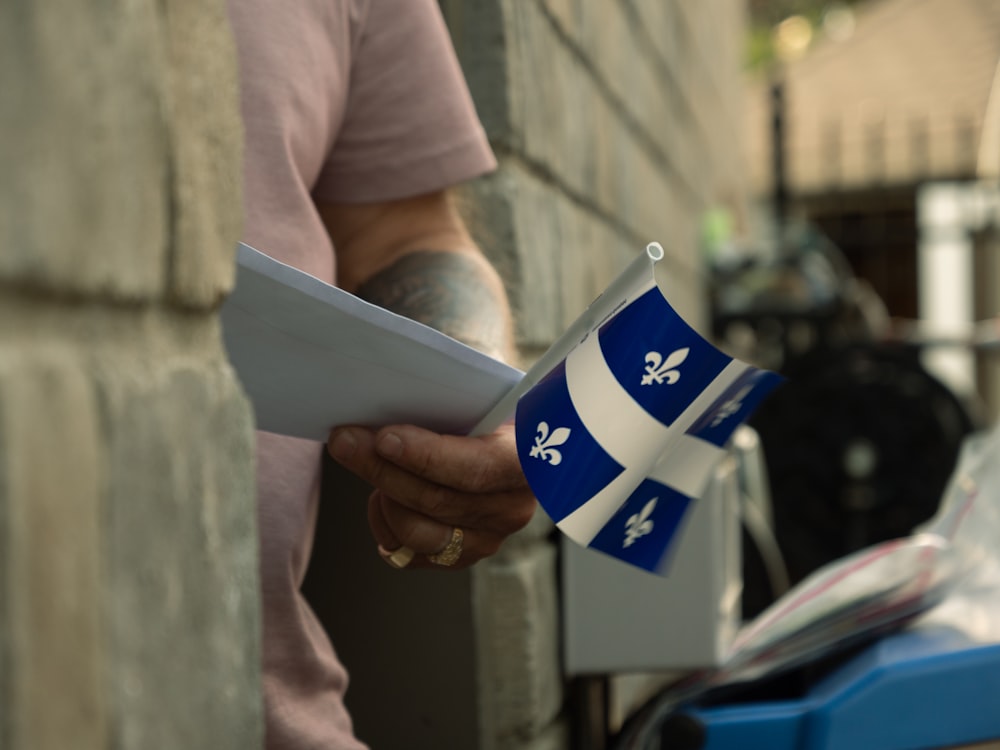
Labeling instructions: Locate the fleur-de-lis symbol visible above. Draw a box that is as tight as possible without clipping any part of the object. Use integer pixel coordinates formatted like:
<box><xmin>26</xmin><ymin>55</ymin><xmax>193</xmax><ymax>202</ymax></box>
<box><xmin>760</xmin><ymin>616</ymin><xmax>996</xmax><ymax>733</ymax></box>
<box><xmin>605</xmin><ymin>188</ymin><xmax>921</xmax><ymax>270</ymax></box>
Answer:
<box><xmin>710</xmin><ymin>385</ymin><xmax>752</xmax><ymax>427</ymax></box>
<box><xmin>529</xmin><ymin>421</ymin><xmax>571</xmax><ymax>465</ymax></box>
<box><xmin>641</xmin><ymin>347</ymin><xmax>690</xmax><ymax>386</ymax></box>
<box><xmin>624</xmin><ymin>498</ymin><xmax>657</xmax><ymax>547</ymax></box>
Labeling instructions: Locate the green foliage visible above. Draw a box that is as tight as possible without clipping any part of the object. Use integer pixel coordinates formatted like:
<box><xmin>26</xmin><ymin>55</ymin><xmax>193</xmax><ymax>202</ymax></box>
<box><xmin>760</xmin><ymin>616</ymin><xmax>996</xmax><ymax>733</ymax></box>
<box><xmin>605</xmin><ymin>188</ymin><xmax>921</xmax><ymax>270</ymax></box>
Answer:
<box><xmin>746</xmin><ymin>24</ymin><xmax>778</xmax><ymax>70</ymax></box>
<box><xmin>744</xmin><ymin>0</ymin><xmax>870</xmax><ymax>72</ymax></box>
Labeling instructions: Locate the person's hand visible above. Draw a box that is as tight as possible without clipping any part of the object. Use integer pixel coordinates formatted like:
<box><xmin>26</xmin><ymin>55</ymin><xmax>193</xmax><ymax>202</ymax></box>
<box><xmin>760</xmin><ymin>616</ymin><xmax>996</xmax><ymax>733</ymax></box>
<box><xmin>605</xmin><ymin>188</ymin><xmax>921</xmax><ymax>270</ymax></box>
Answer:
<box><xmin>327</xmin><ymin>422</ymin><xmax>536</xmax><ymax>569</ymax></box>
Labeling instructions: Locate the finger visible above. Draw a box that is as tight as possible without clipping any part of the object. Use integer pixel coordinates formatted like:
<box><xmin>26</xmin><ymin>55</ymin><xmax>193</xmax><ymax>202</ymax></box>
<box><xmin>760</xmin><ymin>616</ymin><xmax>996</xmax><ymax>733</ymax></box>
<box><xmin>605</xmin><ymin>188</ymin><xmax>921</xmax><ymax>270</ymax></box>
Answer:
<box><xmin>330</xmin><ymin>425</ymin><xmax>413</xmax><ymax>496</ymax></box>
<box><xmin>372</xmin><ymin>423</ymin><xmax>528</xmax><ymax>493</ymax></box>
<box><xmin>367</xmin><ymin>489</ymin><xmax>401</xmax><ymax>551</ymax></box>
<box><xmin>402</xmin><ymin>481</ymin><xmax>534</xmax><ymax>535</ymax></box>
<box><xmin>330</xmin><ymin>426</ymin><xmax>535</xmax><ymax>534</ymax></box>
<box><xmin>368</xmin><ymin>491</ymin><xmax>421</xmax><ymax>569</ymax></box>
<box><xmin>381</xmin><ymin>480</ymin><xmax>533</xmax><ymax>534</ymax></box>
<box><xmin>378</xmin><ymin>494</ymin><xmax>503</xmax><ymax>568</ymax></box>
<box><xmin>330</xmin><ymin>425</ymin><xmax>435</xmax><ymax>496</ymax></box>
<box><xmin>377</xmin><ymin>491</ymin><xmax>454</xmax><ymax>555</ymax></box>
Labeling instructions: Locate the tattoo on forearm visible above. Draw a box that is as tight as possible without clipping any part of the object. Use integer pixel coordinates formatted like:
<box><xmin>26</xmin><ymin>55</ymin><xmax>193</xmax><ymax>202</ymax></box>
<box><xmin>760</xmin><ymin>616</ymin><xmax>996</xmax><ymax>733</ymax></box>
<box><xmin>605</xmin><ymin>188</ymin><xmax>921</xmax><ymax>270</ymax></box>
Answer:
<box><xmin>356</xmin><ymin>251</ymin><xmax>512</xmax><ymax>358</ymax></box>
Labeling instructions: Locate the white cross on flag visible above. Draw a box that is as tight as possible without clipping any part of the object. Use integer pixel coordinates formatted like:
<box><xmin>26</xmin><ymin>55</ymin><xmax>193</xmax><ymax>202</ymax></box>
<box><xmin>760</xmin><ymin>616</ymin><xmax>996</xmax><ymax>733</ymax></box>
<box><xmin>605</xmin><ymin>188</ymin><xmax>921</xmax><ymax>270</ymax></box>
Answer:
<box><xmin>507</xmin><ymin>243</ymin><xmax>783</xmax><ymax>575</ymax></box>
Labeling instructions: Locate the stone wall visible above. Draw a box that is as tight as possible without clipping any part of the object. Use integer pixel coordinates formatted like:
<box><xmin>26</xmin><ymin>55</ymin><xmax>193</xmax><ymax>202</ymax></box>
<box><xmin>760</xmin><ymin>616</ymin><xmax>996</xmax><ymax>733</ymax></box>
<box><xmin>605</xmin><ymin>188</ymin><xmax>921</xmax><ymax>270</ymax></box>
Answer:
<box><xmin>0</xmin><ymin>2</ymin><xmax>261</xmax><ymax>749</ymax></box>
<box><xmin>448</xmin><ymin>0</ymin><xmax>749</xmax><ymax>346</ymax></box>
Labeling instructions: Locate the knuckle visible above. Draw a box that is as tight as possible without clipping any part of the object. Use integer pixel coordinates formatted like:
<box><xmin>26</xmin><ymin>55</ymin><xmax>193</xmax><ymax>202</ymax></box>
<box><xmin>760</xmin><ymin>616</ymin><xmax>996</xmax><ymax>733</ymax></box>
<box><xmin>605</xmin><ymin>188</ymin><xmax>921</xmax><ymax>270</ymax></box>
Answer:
<box><xmin>465</xmin><ymin>460</ymin><xmax>502</xmax><ymax>495</ymax></box>
<box><xmin>411</xmin><ymin>445</ymin><xmax>435</xmax><ymax>477</ymax></box>
<box><xmin>396</xmin><ymin>429</ymin><xmax>436</xmax><ymax>475</ymax></box>
<box><xmin>366</xmin><ymin>457</ymin><xmax>389</xmax><ymax>487</ymax></box>
<box><xmin>491</xmin><ymin>494</ymin><xmax>536</xmax><ymax>535</ymax></box>
<box><xmin>417</xmin><ymin>484</ymin><xmax>453</xmax><ymax>518</ymax></box>
<box><xmin>479</xmin><ymin>536</ymin><xmax>503</xmax><ymax>558</ymax></box>
<box><xmin>394</xmin><ymin>519</ymin><xmax>424</xmax><ymax>550</ymax></box>
<box><xmin>511</xmin><ymin>497</ymin><xmax>537</xmax><ymax>531</ymax></box>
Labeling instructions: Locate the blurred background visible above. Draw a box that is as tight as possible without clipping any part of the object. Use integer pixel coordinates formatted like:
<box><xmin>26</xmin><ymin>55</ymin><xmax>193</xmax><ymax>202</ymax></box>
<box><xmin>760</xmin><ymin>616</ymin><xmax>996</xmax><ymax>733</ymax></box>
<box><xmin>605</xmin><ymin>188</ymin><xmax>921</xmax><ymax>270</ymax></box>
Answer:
<box><xmin>2</xmin><ymin>1</ymin><xmax>998</xmax><ymax>749</ymax></box>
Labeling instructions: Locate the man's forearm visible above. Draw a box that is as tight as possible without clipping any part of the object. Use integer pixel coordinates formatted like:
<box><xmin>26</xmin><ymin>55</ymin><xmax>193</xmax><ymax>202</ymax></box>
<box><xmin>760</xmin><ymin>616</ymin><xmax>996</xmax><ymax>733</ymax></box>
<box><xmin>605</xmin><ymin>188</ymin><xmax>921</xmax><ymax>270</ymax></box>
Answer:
<box><xmin>356</xmin><ymin>249</ymin><xmax>516</xmax><ymax>363</ymax></box>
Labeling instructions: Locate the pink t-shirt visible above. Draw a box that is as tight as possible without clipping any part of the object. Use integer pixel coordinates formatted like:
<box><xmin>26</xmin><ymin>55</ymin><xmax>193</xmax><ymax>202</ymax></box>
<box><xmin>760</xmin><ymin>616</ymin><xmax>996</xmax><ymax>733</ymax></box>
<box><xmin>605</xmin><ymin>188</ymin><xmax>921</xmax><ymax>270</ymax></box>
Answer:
<box><xmin>226</xmin><ymin>2</ymin><xmax>497</xmax><ymax>747</ymax></box>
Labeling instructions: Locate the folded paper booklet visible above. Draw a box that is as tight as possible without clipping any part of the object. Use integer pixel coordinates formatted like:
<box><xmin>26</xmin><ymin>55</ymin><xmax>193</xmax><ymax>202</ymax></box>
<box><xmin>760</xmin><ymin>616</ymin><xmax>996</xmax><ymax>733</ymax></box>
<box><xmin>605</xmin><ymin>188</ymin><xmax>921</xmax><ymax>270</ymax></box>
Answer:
<box><xmin>221</xmin><ymin>241</ymin><xmax>782</xmax><ymax>574</ymax></box>
<box><xmin>220</xmin><ymin>243</ymin><xmax>524</xmax><ymax>440</ymax></box>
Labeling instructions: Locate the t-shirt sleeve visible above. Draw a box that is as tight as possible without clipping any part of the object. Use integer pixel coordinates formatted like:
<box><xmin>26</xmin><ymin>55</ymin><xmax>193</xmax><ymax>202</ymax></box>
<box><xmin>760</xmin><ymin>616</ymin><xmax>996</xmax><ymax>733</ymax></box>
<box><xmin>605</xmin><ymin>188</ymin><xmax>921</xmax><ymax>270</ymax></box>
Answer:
<box><xmin>313</xmin><ymin>0</ymin><xmax>497</xmax><ymax>203</ymax></box>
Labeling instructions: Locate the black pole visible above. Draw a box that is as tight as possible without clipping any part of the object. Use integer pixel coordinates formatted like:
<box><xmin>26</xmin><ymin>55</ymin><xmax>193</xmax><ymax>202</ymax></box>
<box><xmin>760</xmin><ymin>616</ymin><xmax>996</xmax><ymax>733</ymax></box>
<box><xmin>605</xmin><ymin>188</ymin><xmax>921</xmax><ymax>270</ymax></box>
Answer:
<box><xmin>771</xmin><ymin>75</ymin><xmax>788</xmax><ymax>235</ymax></box>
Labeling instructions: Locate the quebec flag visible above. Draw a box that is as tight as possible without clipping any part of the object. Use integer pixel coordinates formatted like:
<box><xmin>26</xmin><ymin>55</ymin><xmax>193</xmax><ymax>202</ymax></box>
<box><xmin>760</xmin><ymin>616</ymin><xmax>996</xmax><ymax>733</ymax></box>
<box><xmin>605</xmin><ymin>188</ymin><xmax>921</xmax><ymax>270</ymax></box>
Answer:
<box><xmin>511</xmin><ymin>243</ymin><xmax>783</xmax><ymax>575</ymax></box>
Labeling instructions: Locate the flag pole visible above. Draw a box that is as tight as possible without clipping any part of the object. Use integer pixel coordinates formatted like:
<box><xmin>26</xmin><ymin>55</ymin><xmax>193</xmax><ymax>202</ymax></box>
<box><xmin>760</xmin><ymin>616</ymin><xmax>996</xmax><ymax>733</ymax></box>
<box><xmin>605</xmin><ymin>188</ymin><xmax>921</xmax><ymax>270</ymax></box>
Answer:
<box><xmin>470</xmin><ymin>242</ymin><xmax>665</xmax><ymax>437</ymax></box>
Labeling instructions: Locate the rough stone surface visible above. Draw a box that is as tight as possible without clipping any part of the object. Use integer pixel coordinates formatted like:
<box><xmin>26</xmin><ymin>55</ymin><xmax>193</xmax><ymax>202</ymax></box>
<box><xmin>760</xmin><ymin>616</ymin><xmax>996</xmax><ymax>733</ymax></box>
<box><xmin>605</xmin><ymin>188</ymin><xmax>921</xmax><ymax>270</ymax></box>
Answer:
<box><xmin>441</xmin><ymin>0</ymin><xmax>513</xmax><ymax>145</ymax></box>
<box><xmin>477</xmin><ymin>543</ymin><xmax>563</xmax><ymax>745</ymax></box>
<box><xmin>0</xmin><ymin>322</ymin><xmax>262</xmax><ymax>750</ymax></box>
<box><xmin>515</xmin><ymin>720</ymin><xmax>571</xmax><ymax>750</ymax></box>
<box><xmin>0</xmin><ymin>0</ymin><xmax>243</xmax><ymax>309</ymax></box>
<box><xmin>0</xmin><ymin>323</ymin><xmax>260</xmax><ymax>750</ymax></box>
<box><xmin>505</xmin><ymin>0</ymin><xmax>705</xmax><ymax>231</ymax></box>
<box><xmin>0</xmin><ymin>1</ymin><xmax>261</xmax><ymax>749</ymax></box>
<box><xmin>0</xmin><ymin>1</ymin><xmax>168</xmax><ymax>299</ymax></box>
<box><xmin>161</xmin><ymin>0</ymin><xmax>245</xmax><ymax>309</ymax></box>
<box><xmin>0</xmin><ymin>350</ymin><xmax>107</xmax><ymax>750</ymax></box>
<box><xmin>470</xmin><ymin>161</ymin><xmax>702</xmax><ymax>347</ymax></box>
<box><xmin>97</xmin><ymin>356</ymin><xmax>260</xmax><ymax>750</ymax></box>
<box><xmin>0</xmin><ymin>327</ymin><xmax>261</xmax><ymax>750</ymax></box>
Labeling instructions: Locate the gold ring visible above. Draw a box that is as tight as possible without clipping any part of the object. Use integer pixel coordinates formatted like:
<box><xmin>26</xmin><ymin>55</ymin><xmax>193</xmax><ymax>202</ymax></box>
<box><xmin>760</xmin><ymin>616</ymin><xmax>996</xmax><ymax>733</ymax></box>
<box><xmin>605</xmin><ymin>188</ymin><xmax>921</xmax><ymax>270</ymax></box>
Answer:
<box><xmin>378</xmin><ymin>545</ymin><xmax>415</xmax><ymax>569</ymax></box>
<box><xmin>428</xmin><ymin>527</ymin><xmax>464</xmax><ymax>567</ymax></box>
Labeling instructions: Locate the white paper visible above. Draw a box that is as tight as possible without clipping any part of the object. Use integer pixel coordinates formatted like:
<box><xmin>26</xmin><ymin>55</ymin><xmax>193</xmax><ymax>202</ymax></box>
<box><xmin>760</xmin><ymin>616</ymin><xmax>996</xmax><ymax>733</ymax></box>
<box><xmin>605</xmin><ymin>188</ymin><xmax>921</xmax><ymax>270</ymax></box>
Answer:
<box><xmin>220</xmin><ymin>243</ymin><xmax>524</xmax><ymax>441</ymax></box>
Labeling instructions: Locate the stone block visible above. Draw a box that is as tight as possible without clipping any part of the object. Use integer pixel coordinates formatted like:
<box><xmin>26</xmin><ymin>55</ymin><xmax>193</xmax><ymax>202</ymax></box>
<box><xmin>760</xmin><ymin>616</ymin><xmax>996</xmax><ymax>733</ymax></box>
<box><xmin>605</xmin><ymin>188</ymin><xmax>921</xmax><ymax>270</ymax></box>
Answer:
<box><xmin>443</xmin><ymin>0</ymin><xmax>515</xmax><ymax>146</ymax></box>
<box><xmin>508</xmin><ymin>167</ymin><xmax>615</xmax><ymax>342</ymax></box>
<box><xmin>580</xmin><ymin>0</ymin><xmax>636</xmax><ymax>105</ymax></box>
<box><xmin>508</xmin><ymin>0</ymin><xmax>593</xmax><ymax>194</ymax></box>
<box><xmin>458</xmin><ymin>170</ymin><xmax>523</xmax><ymax>312</ymax></box>
<box><xmin>468</xmin><ymin>161</ymin><xmax>692</xmax><ymax>348</ymax></box>
<box><xmin>547</xmin><ymin>0</ymin><xmax>703</xmax><ymax>209</ymax></box>
<box><xmin>160</xmin><ymin>0</ymin><xmax>244</xmax><ymax>309</ymax></box>
<box><xmin>0</xmin><ymin>1</ymin><xmax>168</xmax><ymax>300</ymax></box>
<box><xmin>630</xmin><ymin>1</ymin><xmax>681</xmax><ymax>73</ymax></box>
<box><xmin>499</xmin><ymin>165</ymin><xmax>565</xmax><ymax>346</ymax></box>
<box><xmin>0</xmin><ymin>329</ymin><xmax>261</xmax><ymax>750</ymax></box>
<box><xmin>95</xmin><ymin>356</ymin><xmax>260</xmax><ymax>750</ymax></box>
<box><xmin>504</xmin><ymin>0</ymin><xmax>708</xmax><ymax>251</ymax></box>
<box><xmin>537</xmin><ymin>0</ymin><xmax>577</xmax><ymax>42</ymax></box>
<box><xmin>502</xmin><ymin>718</ymin><xmax>569</xmax><ymax>750</ymax></box>
<box><xmin>0</xmin><ymin>348</ymin><xmax>107</xmax><ymax>750</ymax></box>
<box><xmin>477</xmin><ymin>542</ymin><xmax>563</xmax><ymax>744</ymax></box>
<box><xmin>0</xmin><ymin>0</ymin><xmax>242</xmax><ymax>308</ymax></box>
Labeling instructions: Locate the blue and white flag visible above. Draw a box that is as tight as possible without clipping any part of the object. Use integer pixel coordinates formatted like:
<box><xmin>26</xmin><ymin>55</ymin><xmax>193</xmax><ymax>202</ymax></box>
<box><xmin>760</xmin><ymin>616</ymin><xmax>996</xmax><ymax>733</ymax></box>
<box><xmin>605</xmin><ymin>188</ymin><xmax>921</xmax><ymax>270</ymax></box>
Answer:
<box><xmin>508</xmin><ymin>243</ymin><xmax>783</xmax><ymax>575</ymax></box>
